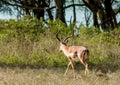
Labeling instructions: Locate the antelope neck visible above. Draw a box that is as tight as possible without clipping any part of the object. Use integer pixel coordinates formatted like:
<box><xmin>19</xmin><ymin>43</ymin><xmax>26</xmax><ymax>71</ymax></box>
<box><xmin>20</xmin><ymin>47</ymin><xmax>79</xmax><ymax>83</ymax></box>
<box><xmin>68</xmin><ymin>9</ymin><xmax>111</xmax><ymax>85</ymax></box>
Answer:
<box><xmin>61</xmin><ymin>43</ymin><xmax>69</xmax><ymax>54</ymax></box>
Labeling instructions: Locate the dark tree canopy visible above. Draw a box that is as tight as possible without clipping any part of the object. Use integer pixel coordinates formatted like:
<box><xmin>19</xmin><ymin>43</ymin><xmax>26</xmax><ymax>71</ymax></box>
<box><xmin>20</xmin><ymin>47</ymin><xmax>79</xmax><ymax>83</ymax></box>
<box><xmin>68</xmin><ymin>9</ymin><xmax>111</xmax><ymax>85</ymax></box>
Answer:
<box><xmin>0</xmin><ymin>0</ymin><xmax>120</xmax><ymax>31</ymax></box>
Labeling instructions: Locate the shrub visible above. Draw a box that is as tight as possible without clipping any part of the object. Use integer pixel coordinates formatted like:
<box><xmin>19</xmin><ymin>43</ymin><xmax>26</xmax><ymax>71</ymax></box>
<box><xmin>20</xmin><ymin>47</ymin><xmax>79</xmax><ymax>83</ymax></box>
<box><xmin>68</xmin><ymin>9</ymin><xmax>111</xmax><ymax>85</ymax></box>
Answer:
<box><xmin>0</xmin><ymin>18</ymin><xmax>119</xmax><ymax>68</ymax></box>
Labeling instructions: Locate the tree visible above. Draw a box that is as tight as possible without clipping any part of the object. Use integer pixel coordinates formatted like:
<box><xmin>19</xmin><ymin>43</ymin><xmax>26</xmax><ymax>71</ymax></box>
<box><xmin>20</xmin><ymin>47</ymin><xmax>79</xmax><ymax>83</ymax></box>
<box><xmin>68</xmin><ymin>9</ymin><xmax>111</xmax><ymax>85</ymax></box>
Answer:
<box><xmin>1</xmin><ymin>0</ymin><xmax>53</xmax><ymax>20</ymax></box>
<box><xmin>84</xmin><ymin>7</ymin><xmax>92</xmax><ymax>27</ymax></box>
<box><xmin>0</xmin><ymin>0</ymin><xmax>119</xmax><ymax>31</ymax></box>
<box><xmin>54</xmin><ymin>0</ymin><xmax>66</xmax><ymax>24</ymax></box>
<box><xmin>82</xmin><ymin>0</ymin><xmax>119</xmax><ymax>31</ymax></box>
<box><xmin>0</xmin><ymin>0</ymin><xmax>12</xmax><ymax>15</ymax></box>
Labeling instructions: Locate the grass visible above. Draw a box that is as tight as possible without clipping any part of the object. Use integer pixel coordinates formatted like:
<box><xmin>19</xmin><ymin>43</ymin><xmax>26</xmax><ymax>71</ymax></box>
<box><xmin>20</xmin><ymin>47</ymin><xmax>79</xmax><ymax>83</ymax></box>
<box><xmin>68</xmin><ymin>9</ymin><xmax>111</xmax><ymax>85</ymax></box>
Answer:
<box><xmin>0</xmin><ymin>19</ymin><xmax>120</xmax><ymax>85</ymax></box>
<box><xmin>0</xmin><ymin>67</ymin><xmax>120</xmax><ymax>85</ymax></box>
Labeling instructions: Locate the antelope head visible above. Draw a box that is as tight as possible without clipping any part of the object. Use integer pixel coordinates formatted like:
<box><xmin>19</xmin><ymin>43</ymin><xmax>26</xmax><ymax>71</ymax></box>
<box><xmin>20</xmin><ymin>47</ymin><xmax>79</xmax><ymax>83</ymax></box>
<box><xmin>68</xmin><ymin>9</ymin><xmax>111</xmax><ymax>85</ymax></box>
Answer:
<box><xmin>56</xmin><ymin>30</ymin><xmax>72</xmax><ymax>51</ymax></box>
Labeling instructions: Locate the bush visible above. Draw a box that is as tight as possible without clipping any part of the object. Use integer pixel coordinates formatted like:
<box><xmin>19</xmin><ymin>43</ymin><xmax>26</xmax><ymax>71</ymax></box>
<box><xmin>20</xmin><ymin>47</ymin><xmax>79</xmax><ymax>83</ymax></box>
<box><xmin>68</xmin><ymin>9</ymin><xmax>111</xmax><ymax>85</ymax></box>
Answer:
<box><xmin>0</xmin><ymin>18</ymin><xmax>120</xmax><ymax>68</ymax></box>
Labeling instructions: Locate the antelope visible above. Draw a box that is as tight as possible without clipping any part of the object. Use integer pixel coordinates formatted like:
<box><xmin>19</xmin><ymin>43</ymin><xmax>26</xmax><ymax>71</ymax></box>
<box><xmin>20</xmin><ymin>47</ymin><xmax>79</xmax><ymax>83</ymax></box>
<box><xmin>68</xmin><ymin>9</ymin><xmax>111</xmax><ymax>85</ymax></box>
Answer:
<box><xmin>56</xmin><ymin>30</ymin><xmax>89</xmax><ymax>79</ymax></box>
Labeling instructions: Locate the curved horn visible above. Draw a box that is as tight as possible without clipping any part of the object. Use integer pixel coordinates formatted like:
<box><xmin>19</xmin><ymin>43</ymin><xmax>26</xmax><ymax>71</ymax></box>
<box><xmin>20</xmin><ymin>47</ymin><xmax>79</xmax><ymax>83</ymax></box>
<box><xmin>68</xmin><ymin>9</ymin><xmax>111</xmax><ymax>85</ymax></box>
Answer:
<box><xmin>63</xmin><ymin>35</ymin><xmax>72</xmax><ymax>42</ymax></box>
<box><xmin>56</xmin><ymin>30</ymin><xmax>61</xmax><ymax>42</ymax></box>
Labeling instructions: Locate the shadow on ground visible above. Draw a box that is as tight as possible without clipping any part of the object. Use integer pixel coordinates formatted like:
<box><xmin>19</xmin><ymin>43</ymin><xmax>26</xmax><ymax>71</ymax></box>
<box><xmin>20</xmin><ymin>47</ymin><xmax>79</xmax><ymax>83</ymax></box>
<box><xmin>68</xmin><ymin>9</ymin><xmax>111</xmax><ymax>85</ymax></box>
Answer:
<box><xmin>74</xmin><ymin>56</ymin><xmax>120</xmax><ymax>74</ymax></box>
<box><xmin>0</xmin><ymin>56</ymin><xmax>120</xmax><ymax>75</ymax></box>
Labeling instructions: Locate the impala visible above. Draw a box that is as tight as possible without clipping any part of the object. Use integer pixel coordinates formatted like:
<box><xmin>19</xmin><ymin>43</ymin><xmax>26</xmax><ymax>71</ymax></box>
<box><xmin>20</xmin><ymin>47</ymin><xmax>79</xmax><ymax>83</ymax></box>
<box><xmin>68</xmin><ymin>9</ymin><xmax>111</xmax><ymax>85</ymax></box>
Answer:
<box><xmin>56</xmin><ymin>30</ymin><xmax>89</xmax><ymax>79</ymax></box>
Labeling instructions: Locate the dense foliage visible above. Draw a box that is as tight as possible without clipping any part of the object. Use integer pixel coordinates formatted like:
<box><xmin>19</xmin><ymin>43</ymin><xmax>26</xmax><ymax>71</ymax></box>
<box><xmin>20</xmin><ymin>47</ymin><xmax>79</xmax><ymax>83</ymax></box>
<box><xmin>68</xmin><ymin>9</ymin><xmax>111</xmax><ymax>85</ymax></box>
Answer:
<box><xmin>0</xmin><ymin>18</ymin><xmax>120</xmax><ymax>71</ymax></box>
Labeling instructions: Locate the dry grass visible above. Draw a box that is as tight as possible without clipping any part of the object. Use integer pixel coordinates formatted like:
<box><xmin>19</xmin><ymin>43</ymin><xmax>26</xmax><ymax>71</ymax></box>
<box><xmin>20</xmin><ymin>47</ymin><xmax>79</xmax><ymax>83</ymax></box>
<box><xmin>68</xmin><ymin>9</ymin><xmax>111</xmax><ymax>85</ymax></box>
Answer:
<box><xmin>0</xmin><ymin>67</ymin><xmax>120</xmax><ymax>85</ymax></box>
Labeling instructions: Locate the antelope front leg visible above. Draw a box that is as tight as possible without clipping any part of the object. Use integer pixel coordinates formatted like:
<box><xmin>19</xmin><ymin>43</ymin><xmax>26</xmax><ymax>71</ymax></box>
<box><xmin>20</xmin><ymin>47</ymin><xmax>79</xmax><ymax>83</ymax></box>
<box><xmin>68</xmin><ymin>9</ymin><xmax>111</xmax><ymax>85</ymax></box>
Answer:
<box><xmin>64</xmin><ymin>62</ymin><xmax>71</xmax><ymax>76</ymax></box>
<box><xmin>69</xmin><ymin>58</ymin><xmax>76</xmax><ymax>79</ymax></box>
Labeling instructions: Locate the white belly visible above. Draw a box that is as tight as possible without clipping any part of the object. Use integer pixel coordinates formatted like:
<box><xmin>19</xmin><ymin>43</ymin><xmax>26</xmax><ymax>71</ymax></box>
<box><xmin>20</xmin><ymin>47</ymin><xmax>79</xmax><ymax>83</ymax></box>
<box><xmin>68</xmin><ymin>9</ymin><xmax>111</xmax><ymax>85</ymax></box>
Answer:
<box><xmin>67</xmin><ymin>52</ymin><xmax>79</xmax><ymax>61</ymax></box>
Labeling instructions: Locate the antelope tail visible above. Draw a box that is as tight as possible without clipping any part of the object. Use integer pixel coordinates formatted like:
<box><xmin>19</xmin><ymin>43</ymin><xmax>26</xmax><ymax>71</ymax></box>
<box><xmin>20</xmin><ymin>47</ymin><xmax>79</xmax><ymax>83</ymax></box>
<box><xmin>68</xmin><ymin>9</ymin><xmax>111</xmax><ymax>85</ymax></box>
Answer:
<box><xmin>82</xmin><ymin>49</ymin><xmax>89</xmax><ymax>61</ymax></box>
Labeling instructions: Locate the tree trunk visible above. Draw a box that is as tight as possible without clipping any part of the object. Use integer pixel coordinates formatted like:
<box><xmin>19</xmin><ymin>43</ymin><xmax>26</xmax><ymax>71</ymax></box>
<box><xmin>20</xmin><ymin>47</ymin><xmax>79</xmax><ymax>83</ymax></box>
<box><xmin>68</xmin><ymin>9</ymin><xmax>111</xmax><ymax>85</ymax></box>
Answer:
<box><xmin>104</xmin><ymin>0</ymin><xmax>117</xmax><ymax>30</ymax></box>
<box><xmin>46</xmin><ymin>9</ymin><xmax>53</xmax><ymax>20</ymax></box>
<box><xmin>20</xmin><ymin>0</ymin><xmax>30</xmax><ymax>15</ymax></box>
<box><xmin>35</xmin><ymin>0</ymin><xmax>45</xmax><ymax>19</ymax></box>
<box><xmin>82</xmin><ymin>0</ymin><xmax>117</xmax><ymax>31</ymax></box>
<box><xmin>97</xmin><ymin>6</ymin><xmax>108</xmax><ymax>30</ymax></box>
<box><xmin>72</xmin><ymin>0</ymin><xmax>76</xmax><ymax>23</ymax></box>
<box><xmin>54</xmin><ymin>0</ymin><xmax>66</xmax><ymax>24</ymax></box>
<box><xmin>93</xmin><ymin>11</ymin><xmax>99</xmax><ymax>27</ymax></box>
<box><xmin>82</xmin><ymin>0</ymin><xmax>99</xmax><ymax>28</ymax></box>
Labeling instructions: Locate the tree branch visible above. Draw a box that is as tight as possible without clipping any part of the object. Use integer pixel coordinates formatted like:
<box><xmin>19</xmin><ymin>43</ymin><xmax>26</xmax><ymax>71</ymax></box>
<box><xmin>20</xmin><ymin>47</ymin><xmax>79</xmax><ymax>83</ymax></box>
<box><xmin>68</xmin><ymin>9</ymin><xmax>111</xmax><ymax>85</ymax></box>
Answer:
<box><xmin>2</xmin><ymin>0</ymin><xmax>85</xmax><ymax>10</ymax></box>
<box><xmin>115</xmin><ymin>7</ymin><xmax>120</xmax><ymax>15</ymax></box>
<box><xmin>64</xmin><ymin>4</ymin><xmax>85</xmax><ymax>9</ymax></box>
